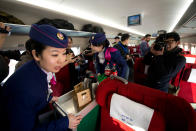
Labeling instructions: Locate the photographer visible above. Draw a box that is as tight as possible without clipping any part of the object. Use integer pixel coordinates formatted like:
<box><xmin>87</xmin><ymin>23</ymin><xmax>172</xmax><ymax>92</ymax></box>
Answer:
<box><xmin>0</xmin><ymin>22</ymin><xmax>10</xmax><ymax>84</ymax></box>
<box><xmin>144</xmin><ymin>32</ymin><xmax>186</xmax><ymax>93</ymax></box>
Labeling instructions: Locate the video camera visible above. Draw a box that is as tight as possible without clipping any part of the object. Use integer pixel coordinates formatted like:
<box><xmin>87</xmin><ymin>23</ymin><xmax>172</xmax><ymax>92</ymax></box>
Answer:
<box><xmin>153</xmin><ymin>34</ymin><xmax>167</xmax><ymax>51</ymax></box>
<box><xmin>71</xmin><ymin>49</ymin><xmax>92</xmax><ymax>64</ymax></box>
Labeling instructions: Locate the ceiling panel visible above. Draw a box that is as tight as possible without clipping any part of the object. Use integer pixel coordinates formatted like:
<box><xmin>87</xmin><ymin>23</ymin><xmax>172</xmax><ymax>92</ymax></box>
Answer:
<box><xmin>0</xmin><ymin>0</ymin><xmax>194</xmax><ymax>36</ymax></box>
<box><xmin>56</xmin><ymin>0</ymin><xmax>191</xmax><ymax>34</ymax></box>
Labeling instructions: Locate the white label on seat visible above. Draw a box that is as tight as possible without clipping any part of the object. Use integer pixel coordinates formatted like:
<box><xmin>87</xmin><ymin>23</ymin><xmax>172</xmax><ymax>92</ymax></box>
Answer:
<box><xmin>188</xmin><ymin>69</ymin><xmax>196</xmax><ymax>83</ymax></box>
<box><xmin>110</xmin><ymin>93</ymin><xmax>154</xmax><ymax>131</ymax></box>
<box><xmin>185</xmin><ymin>57</ymin><xmax>195</xmax><ymax>63</ymax></box>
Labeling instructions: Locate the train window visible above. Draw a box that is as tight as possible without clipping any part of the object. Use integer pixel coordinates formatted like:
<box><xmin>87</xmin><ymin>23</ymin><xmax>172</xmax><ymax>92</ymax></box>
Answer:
<box><xmin>2</xmin><ymin>59</ymin><xmax>18</xmax><ymax>85</ymax></box>
<box><xmin>71</xmin><ymin>46</ymin><xmax>80</xmax><ymax>56</ymax></box>
<box><xmin>191</xmin><ymin>46</ymin><xmax>196</xmax><ymax>54</ymax></box>
<box><xmin>179</xmin><ymin>44</ymin><xmax>183</xmax><ymax>49</ymax></box>
<box><xmin>184</xmin><ymin>45</ymin><xmax>189</xmax><ymax>51</ymax></box>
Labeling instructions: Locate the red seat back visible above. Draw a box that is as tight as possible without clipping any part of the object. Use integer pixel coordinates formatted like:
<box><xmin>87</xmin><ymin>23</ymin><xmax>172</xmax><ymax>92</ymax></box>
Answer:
<box><xmin>178</xmin><ymin>63</ymin><xmax>196</xmax><ymax>103</ymax></box>
<box><xmin>134</xmin><ymin>57</ymin><xmax>147</xmax><ymax>84</ymax></box>
<box><xmin>184</xmin><ymin>54</ymin><xmax>196</xmax><ymax>64</ymax></box>
<box><xmin>96</xmin><ymin>78</ymin><xmax>196</xmax><ymax>131</ymax></box>
<box><xmin>52</xmin><ymin>65</ymin><xmax>71</xmax><ymax>96</ymax></box>
<box><xmin>128</xmin><ymin>46</ymin><xmax>134</xmax><ymax>54</ymax></box>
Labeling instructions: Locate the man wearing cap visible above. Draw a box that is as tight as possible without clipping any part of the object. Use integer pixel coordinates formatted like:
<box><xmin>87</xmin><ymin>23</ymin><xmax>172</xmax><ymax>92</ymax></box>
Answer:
<box><xmin>90</xmin><ymin>33</ymin><xmax>128</xmax><ymax>79</ymax></box>
<box><xmin>112</xmin><ymin>36</ymin><xmax>120</xmax><ymax>47</ymax></box>
<box><xmin>0</xmin><ymin>24</ymin><xmax>82</xmax><ymax>131</ymax></box>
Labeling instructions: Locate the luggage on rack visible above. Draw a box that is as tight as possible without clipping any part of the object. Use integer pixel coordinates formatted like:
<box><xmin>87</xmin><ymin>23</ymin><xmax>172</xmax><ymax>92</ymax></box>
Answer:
<box><xmin>36</xmin><ymin>18</ymin><xmax>74</xmax><ymax>30</ymax></box>
<box><xmin>81</xmin><ymin>24</ymin><xmax>94</xmax><ymax>32</ymax></box>
<box><xmin>0</xmin><ymin>10</ymin><xmax>25</xmax><ymax>24</ymax></box>
<box><xmin>92</xmin><ymin>26</ymin><xmax>104</xmax><ymax>33</ymax></box>
<box><xmin>81</xmin><ymin>24</ymin><xmax>105</xmax><ymax>33</ymax></box>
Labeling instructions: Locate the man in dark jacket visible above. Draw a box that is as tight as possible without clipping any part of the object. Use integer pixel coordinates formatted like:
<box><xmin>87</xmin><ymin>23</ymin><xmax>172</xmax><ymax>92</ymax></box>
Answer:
<box><xmin>139</xmin><ymin>34</ymin><xmax>151</xmax><ymax>57</ymax></box>
<box><xmin>114</xmin><ymin>34</ymin><xmax>132</xmax><ymax>80</ymax></box>
<box><xmin>144</xmin><ymin>32</ymin><xmax>186</xmax><ymax>92</ymax></box>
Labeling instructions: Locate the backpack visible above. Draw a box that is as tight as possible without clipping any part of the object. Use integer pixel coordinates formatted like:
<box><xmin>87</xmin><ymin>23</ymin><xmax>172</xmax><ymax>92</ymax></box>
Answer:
<box><xmin>0</xmin><ymin>10</ymin><xmax>25</xmax><ymax>24</ymax></box>
<box><xmin>52</xmin><ymin>19</ymin><xmax>74</xmax><ymax>30</ymax></box>
<box><xmin>36</xmin><ymin>18</ymin><xmax>74</xmax><ymax>30</ymax></box>
<box><xmin>92</xmin><ymin>26</ymin><xmax>104</xmax><ymax>33</ymax></box>
<box><xmin>82</xmin><ymin>24</ymin><xmax>105</xmax><ymax>33</ymax></box>
<box><xmin>81</xmin><ymin>24</ymin><xmax>94</xmax><ymax>32</ymax></box>
<box><xmin>105</xmin><ymin>47</ymin><xmax>117</xmax><ymax>61</ymax></box>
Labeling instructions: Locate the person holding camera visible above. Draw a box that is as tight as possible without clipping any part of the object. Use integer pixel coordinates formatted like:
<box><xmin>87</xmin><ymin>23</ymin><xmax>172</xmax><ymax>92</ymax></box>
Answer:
<box><xmin>112</xmin><ymin>36</ymin><xmax>120</xmax><ymax>47</ymax></box>
<box><xmin>0</xmin><ymin>22</ymin><xmax>10</xmax><ymax>84</ymax></box>
<box><xmin>143</xmin><ymin>32</ymin><xmax>186</xmax><ymax>93</ymax></box>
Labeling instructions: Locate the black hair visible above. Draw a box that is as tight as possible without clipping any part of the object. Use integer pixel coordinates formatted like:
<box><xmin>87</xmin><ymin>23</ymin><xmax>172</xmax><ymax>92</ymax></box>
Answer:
<box><xmin>25</xmin><ymin>39</ymin><xmax>33</xmax><ymax>52</ymax></box>
<box><xmin>166</xmin><ymin>32</ymin><xmax>180</xmax><ymax>42</ymax></box>
<box><xmin>93</xmin><ymin>39</ymin><xmax>110</xmax><ymax>48</ymax></box>
<box><xmin>28</xmin><ymin>39</ymin><xmax>47</xmax><ymax>56</ymax></box>
<box><xmin>145</xmin><ymin>34</ymin><xmax>151</xmax><ymax>38</ymax></box>
<box><xmin>68</xmin><ymin>36</ymin><xmax>72</xmax><ymax>42</ymax></box>
<box><xmin>121</xmin><ymin>33</ymin><xmax>130</xmax><ymax>41</ymax></box>
<box><xmin>114</xmin><ymin>36</ymin><xmax>120</xmax><ymax>39</ymax></box>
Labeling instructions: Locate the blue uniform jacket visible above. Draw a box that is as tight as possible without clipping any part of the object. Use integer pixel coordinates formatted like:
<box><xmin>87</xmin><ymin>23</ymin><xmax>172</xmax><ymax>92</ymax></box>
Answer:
<box><xmin>0</xmin><ymin>60</ymin><xmax>69</xmax><ymax>131</ymax></box>
<box><xmin>94</xmin><ymin>47</ymin><xmax>128</xmax><ymax>78</ymax></box>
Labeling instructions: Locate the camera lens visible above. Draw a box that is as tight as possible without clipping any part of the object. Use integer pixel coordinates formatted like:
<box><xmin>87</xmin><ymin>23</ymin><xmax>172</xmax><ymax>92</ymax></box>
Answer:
<box><xmin>153</xmin><ymin>42</ymin><xmax>165</xmax><ymax>51</ymax></box>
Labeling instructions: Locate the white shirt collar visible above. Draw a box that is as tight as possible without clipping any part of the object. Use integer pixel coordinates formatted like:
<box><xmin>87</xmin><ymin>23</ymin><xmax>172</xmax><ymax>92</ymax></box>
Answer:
<box><xmin>98</xmin><ymin>48</ymin><xmax>105</xmax><ymax>64</ymax></box>
<box><xmin>41</xmin><ymin>68</ymin><xmax>53</xmax><ymax>84</ymax></box>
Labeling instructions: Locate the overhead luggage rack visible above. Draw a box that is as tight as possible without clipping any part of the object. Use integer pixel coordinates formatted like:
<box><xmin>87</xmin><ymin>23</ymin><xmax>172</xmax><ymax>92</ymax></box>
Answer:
<box><xmin>4</xmin><ymin>23</ymin><xmax>116</xmax><ymax>38</ymax></box>
<box><xmin>5</xmin><ymin>23</ymin><xmax>97</xmax><ymax>37</ymax></box>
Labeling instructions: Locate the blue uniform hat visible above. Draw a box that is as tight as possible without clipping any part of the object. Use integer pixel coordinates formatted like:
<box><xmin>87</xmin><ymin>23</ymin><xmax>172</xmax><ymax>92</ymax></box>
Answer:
<box><xmin>29</xmin><ymin>24</ymin><xmax>68</xmax><ymax>48</ymax></box>
<box><xmin>90</xmin><ymin>33</ymin><xmax>106</xmax><ymax>46</ymax></box>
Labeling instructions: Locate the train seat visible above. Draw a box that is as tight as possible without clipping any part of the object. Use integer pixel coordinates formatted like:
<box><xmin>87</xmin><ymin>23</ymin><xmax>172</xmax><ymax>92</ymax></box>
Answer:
<box><xmin>51</xmin><ymin>65</ymin><xmax>71</xmax><ymax>97</ymax></box>
<box><xmin>96</xmin><ymin>78</ymin><xmax>196</xmax><ymax>131</ymax></box>
<box><xmin>133</xmin><ymin>57</ymin><xmax>147</xmax><ymax>84</ymax></box>
<box><xmin>184</xmin><ymin>54</ymin><xmax>196</xmax><ymax>64</ymax></box>
<box><xmin>178</xmin><ymin>63</ymin><xmax>196</xmax><ymax>103</ymax></box>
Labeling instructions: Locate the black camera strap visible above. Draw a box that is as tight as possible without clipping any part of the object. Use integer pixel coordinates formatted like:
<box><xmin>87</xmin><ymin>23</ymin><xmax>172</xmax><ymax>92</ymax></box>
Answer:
<box><xmin>177</xmin><ymin>66</ymin><xmax>185</xmax><ymax>89</ymax></box>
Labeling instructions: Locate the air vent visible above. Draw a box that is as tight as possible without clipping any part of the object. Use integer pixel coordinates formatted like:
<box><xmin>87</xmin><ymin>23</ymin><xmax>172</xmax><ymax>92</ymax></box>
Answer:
<box><xmin>183</xmin><ymin>15</ymin><xmax>196</xmax><ymax>29</ymax></box>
